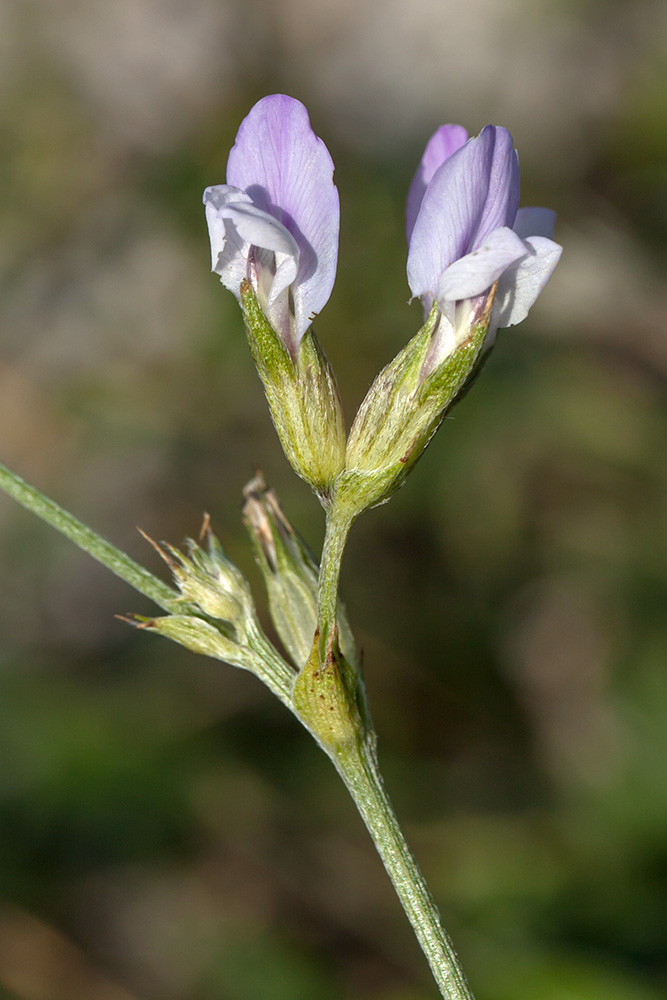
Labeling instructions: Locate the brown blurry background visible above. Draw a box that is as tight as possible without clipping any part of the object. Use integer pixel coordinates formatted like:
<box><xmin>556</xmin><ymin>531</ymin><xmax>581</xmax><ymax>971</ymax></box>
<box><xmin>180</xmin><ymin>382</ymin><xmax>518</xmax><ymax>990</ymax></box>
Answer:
<box><xmin>1</xmin><ymin>0</ymin><xmax>667</xmax><ymax>997</ymax></box>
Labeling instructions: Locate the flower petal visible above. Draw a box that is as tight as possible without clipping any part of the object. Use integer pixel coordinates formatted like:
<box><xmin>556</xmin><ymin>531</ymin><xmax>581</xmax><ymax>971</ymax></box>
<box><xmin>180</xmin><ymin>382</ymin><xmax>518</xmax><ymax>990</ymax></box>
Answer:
<box><xmin>219</xmin><ymin>201</ymin><xmax>300</xmax><ymax>262</ymax></box>
<box><xmin>226</xmin><ymin>94</ymin><xmax>339</xmax><ymax>340</ymax></box>
<box><xmin>204</xmin><ymin>184</ymin><xmax>253</xmax><ymax>297</ymax></box>
<box><xmin>475</xmin><ymin>127</ymin><xmax>520</xmax><ymax>243</ymax></box>
<box><xmin>219</xmin><ymin>201</ymin><xmax>300</xmax><ymax>303</ymax></box>
<box><xmin>437</xmin><ymin>226</ymin><xmax>528</xmax><ymax>302</ymax></box>
<box><xmin>407</xmin><ymin>125</ymin><xmax>520</xmax><ymax>302</ymax></box>
<box><xmin>405</xmin><ymin>124</ymin><xmax>468</xmax><ymax>244</ymax></box>
<box><xmin>494</xmin><ymin>235</ymin><xmax>562</xmax><ymax>327</ymax></box>
<box><xmin>513</xmin><ymin>206</ymin><xmax>556</xmax><ymax>240</ymax></box>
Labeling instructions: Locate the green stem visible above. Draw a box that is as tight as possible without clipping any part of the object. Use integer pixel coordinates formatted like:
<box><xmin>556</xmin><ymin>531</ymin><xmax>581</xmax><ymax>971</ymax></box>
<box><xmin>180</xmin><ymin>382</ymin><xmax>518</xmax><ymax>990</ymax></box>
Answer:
<box><xmin>0</xmin><ymin>461</ymin><xmax>178</xmax><ymax>611</ymax></box>
<box><xmin>246</xmin><ymin>621</ymin><xmax>298</xmax><ymax>711</ymax></box>
<box><xmin>313</xmin><ymin>500</ymin><xmax>472</xmax><ymax>996</ymax></box>
<box><xmin>334</xmin><ymin>740</ymin><xmax>474</xmax><ymax>1000</ymax></box>
<box><xmin>316</xmin><ymin>505</ymin><xmax>354</xmax><ymax>659</ymax></box>
<box><xmin>1</xmin><ymin>459</ymin><xmax>474</xmax><ymax>996</ymax></box>
<box><xmin>0</xmin><ymin>459</ymin><xmax>298</xmax><ymax>706</ymax></box>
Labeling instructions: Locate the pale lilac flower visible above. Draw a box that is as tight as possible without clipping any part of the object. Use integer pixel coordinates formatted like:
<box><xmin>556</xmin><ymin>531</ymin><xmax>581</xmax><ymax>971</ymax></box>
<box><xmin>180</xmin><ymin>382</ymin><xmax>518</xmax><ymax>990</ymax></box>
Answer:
<box><xmin>204</xmin><ymin>95</ymin><xmax>340</xmax><ymax>355</ymax></box>
<box><xmin>407</xmin><ymin>124</ymin><xmax>562</xmax><ymax>369</ymax></box>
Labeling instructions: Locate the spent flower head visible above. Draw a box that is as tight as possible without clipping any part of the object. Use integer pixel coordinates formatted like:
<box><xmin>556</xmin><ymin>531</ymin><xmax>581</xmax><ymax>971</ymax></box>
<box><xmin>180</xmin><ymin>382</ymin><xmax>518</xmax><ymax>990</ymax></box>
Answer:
<box><xmin>127</xmin><ymin>520</ymin><xmax>295</xmax><ymax>703</ymax></box>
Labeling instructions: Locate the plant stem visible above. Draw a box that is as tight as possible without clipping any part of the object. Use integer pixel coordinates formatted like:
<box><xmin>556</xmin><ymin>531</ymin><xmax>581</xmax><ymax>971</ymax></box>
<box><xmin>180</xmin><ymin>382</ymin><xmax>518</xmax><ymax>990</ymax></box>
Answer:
<box><xmin>334</xmin><ymin>740</ymin><xmax>474</xmax><ymax>1000</ymax></box>
<box><xmin>316</xmin><ymin>505</ymin><xmax>354</xmax><ymax>659</ymax></box>
<box><xmin>0</xmin><ymin>459</ymin><xmax>298</xmax><ymax>702</ymax></box>
<box><xmin>0</xmin><ymin>461</ymin><xmax>178</xmax><ymax>611</ymax></box>
<box><xmin>0</xmin><ymin>459</ymin><xmax>474</xmax><ymax>995</ymax></box>
<box><xmin>246</xmin><ymin>620</ymin><xmax>298</xmax><ymax>711</ymax></box>
<box><xmin>314</xmin><ymin>500</ymin><xmax>472</xmax><ymax>996</ymax></box>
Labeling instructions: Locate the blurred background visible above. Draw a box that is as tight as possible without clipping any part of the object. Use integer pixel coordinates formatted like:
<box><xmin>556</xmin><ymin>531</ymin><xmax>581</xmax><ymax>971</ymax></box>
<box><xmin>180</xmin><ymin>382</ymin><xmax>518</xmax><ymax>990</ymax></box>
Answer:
<box><xmin>1</xmin><ymin>0</ymin><xmax>667</xmax><ymax>997</ymax></box>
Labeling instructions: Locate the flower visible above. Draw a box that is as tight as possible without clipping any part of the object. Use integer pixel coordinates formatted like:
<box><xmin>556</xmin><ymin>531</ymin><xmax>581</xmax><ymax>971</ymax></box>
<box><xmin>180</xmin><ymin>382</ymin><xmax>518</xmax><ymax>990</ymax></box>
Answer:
<box><xmin>204</xmin><ymin>95</ymin><xmax>340</xmax><ymax>356</ymax></box>
<box><xmin>203</xmin><ymin>95</ymin><xmax>345</xmax><ymax>496</ymax></box>
<box><xmin>406</xmin><ymin>124</ymin><xmax>562</xmax><ymax>371</ymax></box>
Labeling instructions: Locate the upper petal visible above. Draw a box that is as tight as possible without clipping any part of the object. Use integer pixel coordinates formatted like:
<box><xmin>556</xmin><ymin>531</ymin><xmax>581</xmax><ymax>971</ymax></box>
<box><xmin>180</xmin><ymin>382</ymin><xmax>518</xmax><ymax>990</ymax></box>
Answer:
<box><xmin>226</xmin><ymin>94</ymin><xmax>339</xmax><ymax>341</ymax></box>
<box><xmin>438</xmin><ymin>226</ymin><xmax>528</xmax><ymax>303</ymax></box>
<box><xmin>407</xmin><ymin>125</ymin><xmax>520</xmax><ymax>301</ymax></box>
<box><xmin>405</xmin><ymin>124</ymin><xmax>468</xmax><ymax>244</ymax></box>
<box><xmin>494</xmin><ymin>235</ymin><xmax>562</xmax><ymax>327</ymax></box>
<box><xmin>475</xmin><ymin>126</ymin><xmax>520</xmax><ymax>245</ymax></box>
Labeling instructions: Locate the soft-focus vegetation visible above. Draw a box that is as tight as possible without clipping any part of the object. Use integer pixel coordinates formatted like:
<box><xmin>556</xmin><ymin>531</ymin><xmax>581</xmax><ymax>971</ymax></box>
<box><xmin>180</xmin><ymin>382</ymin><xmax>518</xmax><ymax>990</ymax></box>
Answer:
<box><xmin>1</xmin><ymin>0</ymin><xmax>666</xmax><ymax>997</ymax></box>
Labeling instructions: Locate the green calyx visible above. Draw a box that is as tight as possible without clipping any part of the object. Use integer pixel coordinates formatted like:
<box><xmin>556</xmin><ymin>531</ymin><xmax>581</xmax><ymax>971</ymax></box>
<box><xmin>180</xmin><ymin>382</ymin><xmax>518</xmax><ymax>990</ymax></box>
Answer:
<box><xmin>139</xmin><ymin>521</ymin><xmax>255</xmax><ymax>631</ymax></box>
<box><xmin>240</xmin><ymin>277</ymin><xmax>495</xmax><ymax>524</ymax></box>
<box><xmin>130</xmin><ymin>613</ymin><xmax>254</xmax><ymax>668</ymax></box>
<box><xmin>240</xmin><ymin>281</ymin><xmax>345</xmax><ymax>503</ymax></box>
<box><xmin>339</xmin><ymin>296</ymin><xmax>494</xmax><ymax>515</ymax></box>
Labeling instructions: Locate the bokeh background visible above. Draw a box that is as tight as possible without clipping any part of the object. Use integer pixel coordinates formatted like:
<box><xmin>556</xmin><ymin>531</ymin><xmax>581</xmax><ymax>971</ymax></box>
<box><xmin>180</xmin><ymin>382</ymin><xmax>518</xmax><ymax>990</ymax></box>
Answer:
<box><xmin>1</xmin><ymin>0</ymin><xmax>667</xmax><ymax>997</ymax></box>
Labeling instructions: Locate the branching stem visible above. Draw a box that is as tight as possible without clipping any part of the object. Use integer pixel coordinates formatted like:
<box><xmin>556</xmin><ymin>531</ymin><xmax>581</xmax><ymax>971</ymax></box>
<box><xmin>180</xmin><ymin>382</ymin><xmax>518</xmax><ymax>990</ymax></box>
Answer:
<box><xmin>0</xmin><ymin>460</ymin><xmax>474</xmax><ymax>998</ymax></box>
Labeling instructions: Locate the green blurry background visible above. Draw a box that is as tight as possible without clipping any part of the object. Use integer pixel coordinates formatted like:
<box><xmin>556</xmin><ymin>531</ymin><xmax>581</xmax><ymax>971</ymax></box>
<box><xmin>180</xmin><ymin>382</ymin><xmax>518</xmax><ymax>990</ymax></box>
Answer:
<box><xmin>1</xmin><ymin>0</ymin><xmax>667</xmax><ymax>997</ymax></box>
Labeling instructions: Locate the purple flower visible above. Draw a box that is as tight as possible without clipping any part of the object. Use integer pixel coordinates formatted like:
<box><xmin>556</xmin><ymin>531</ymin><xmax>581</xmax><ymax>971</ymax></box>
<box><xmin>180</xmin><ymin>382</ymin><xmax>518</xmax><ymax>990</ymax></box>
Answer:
<box><xmin>406</xmin><ymin>124</ymin><xmax>562</xmax><ymax>369</ymax></box>
<box><xmin>204</xmin><ymin>95</ymin><xmax>340</xmax><ymax>355</ymax></box>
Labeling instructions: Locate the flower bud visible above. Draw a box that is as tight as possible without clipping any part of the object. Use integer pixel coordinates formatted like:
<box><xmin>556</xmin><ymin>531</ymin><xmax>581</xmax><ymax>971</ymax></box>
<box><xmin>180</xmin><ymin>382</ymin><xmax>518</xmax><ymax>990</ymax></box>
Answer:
<box><xmin>242</xmin><ymin>473</ymin><xmax>357</xmax><ymax>670</ymax></box>
<box><xmin>146</xmin><ymin>522</ymin><xmax>255</xmax><ymax>638</ymax></box>
<box><xmin>240</xmin><ymin>282</ymin><xmax>345</xmax><ymax>502</ymax></box>
<box><xmin>131</xmin><ymin>522</ymin><xmax>295</xmax><ymax>695</ymax></box>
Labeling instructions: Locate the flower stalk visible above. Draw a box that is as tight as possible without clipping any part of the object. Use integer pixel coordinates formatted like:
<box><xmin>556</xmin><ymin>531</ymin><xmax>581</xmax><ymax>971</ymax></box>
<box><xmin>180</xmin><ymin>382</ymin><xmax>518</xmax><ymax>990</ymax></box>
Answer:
<box><xmin>315</xmin><ymin>501</ymin><xmax>355</xmax><ymax>662</ymax></box>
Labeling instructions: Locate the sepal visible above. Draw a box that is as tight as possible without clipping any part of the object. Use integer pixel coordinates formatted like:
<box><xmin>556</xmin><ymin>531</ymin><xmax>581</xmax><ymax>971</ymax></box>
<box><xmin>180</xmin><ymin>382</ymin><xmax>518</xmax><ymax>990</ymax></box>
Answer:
<box><xmin>340</xmin><ymin>293</ymin><xmax>494</xmax><ymax>514</ymax></box>
<box><xmin>129</xmin><ymin>613</ymin><xmax>259</xmax><ymax>671</ymax></box>
<box><xmin>140</xmin><ymin>521</ymin><xmax>254</xmax><ymax>639</ymax></box>
<box><xmin>240</xmin><ymin>281</ymin><xmax>345</xmax><ymax>501</ymax></box>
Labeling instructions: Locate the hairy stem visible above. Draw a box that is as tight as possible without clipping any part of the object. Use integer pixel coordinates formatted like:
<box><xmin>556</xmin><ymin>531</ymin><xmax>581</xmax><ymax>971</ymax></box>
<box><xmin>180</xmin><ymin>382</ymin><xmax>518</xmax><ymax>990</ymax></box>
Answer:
<box><xmin>334</xmin><ymin>740</ymin><xmax>474</xmax><ymax>1000</ymax></box>
<box><xmin>246</xmin><ymin>620</ymin><xmax>298</xmax><ymax>710</ymax></box>
<box><xmin>316</xmin><ymin>505</ymin><xmax>354</xmax><ymax>659</ymax></box>
<box><xmin>0</xmin><ymin>461</ymin><xmax>178</xmax><ymax>610</ymax></box>
<box><xmin>0</xmin><ymin>459</ymin><xmax>474</xmax><ymax>996</ymax></box>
